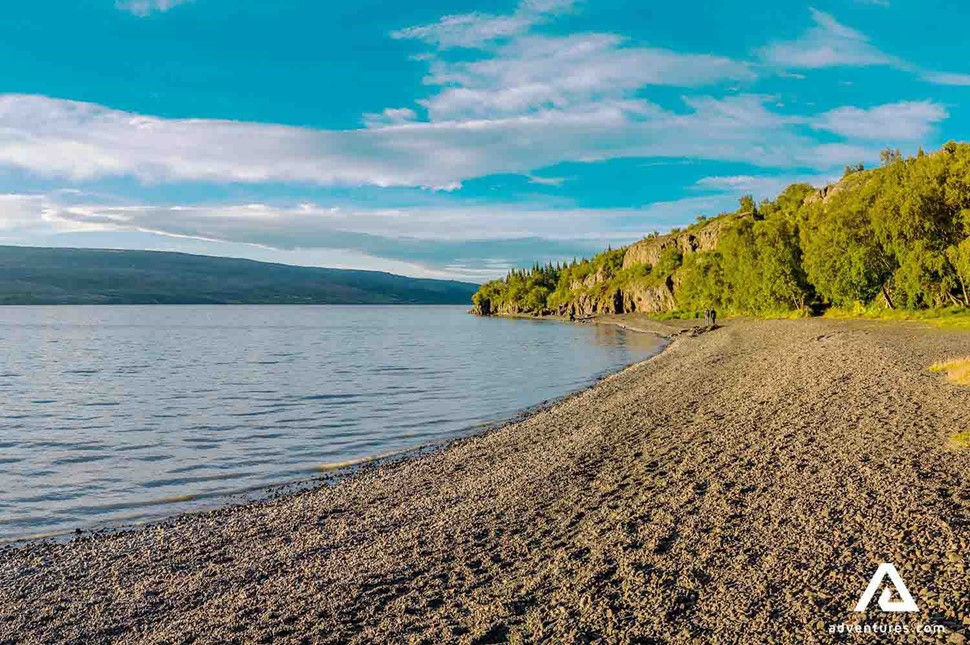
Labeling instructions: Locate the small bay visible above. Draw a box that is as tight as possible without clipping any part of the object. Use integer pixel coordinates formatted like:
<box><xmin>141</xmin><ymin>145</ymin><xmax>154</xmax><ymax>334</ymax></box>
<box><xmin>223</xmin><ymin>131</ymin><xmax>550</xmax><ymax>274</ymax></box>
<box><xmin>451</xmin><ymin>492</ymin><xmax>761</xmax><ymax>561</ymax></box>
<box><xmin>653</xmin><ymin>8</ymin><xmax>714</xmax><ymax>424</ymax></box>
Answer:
<box><xmin>0</xmin><ymin>305</ymin><xmax>662</xmax><ymax>541</ymax></box>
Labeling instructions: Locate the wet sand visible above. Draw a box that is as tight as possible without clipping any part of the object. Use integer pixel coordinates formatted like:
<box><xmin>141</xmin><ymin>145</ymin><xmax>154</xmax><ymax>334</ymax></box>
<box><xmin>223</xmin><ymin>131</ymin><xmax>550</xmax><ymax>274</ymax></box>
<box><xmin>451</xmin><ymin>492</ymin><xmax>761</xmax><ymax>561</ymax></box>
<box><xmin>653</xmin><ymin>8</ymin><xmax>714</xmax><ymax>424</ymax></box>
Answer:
<box><xmin>3</xmin><ymin>318</ymin><xmax>970</xmax><ymax>643</ymax></box>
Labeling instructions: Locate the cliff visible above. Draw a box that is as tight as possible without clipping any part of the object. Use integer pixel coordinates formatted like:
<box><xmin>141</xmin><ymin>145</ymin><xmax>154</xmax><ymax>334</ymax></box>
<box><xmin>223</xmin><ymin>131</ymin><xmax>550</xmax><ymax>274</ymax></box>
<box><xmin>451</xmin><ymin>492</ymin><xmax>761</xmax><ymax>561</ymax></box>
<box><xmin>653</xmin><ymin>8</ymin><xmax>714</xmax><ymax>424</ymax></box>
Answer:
<box><xmin>555</xmin><ymin>214</ymin><xmax>753</xmax><ymax>317</ymax></box>
<box><xmin>622</xmin><ymin>213</ymin><xmax>753</xmax><ymax>269</ymax></box>
<box><xmin>472</xmin><ymin>211</ymin><xmax>754</xmax><ymax>319</ymax></box>
<box><xmin>473</xmin><ymin>142</ymin><xmax>970</xmax><ymax>319</ymax></box>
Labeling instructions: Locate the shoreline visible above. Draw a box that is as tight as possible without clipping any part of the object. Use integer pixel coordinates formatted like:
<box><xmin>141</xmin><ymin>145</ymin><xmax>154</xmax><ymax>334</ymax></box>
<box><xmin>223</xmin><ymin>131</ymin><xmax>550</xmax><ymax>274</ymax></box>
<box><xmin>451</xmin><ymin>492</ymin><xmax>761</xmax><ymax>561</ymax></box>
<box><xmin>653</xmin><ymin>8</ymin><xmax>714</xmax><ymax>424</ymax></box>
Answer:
<box><xmin>5</xmin><ymin>317</ymin><xmax>970</xmax><ymax>642</ymax></box>
<box><xmin>0</xmin><ymin>314</ymin><xmax>669</xmax><ymax>547</ymax></box>
<box><xmin>478</xmin><ymin>309</ymin><xmax>704</xmax><ymax>338</ymax></box>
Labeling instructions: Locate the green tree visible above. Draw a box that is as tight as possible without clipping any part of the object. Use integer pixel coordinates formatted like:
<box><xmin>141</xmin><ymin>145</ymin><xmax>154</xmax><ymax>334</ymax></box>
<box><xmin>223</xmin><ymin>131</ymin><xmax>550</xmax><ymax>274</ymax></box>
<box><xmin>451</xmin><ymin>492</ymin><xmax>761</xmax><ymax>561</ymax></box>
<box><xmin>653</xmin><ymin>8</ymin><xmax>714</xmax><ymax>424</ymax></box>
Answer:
<box><xmin>947</xmin><ymin>239</ymin><xmax>970</xmax><ymax>306</ymax></box>
<box><xmin>843</xmin><ymin>162</ymin><xmax>865</xmax><ymax>177</ymax></box>
<box><xmin>800</xmin><ymin>190</ymin><xmax>893</xmax><ymax>307</ymax></box>
<box><xmin>472</xmin><ymin>142</ymin><xmax>970</xmax><ymax>317</ymax></box>
<box><xmin>880</xmin><ymin>148</ymin><xmax>903</xmax><ymax>166</ymax></box>
<box><xmin>676</xmin><ymin>251</ymin><xmax>724</xmax><ymax>311</ymax></box>
<box><xmin>738</xmin><ymin>194</ymin><xmax>757</xmax><ymax>214</ymax></box>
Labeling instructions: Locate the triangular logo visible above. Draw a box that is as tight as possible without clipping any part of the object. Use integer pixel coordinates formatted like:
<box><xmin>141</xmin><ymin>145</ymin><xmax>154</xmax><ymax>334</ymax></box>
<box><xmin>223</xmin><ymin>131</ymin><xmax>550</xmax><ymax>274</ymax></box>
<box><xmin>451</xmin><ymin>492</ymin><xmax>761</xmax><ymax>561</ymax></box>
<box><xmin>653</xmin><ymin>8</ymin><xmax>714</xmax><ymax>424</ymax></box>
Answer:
<box><xmin>854</xmin><ymin>563</ymin><xmax>918</xmax><ymax>613</ymax></box>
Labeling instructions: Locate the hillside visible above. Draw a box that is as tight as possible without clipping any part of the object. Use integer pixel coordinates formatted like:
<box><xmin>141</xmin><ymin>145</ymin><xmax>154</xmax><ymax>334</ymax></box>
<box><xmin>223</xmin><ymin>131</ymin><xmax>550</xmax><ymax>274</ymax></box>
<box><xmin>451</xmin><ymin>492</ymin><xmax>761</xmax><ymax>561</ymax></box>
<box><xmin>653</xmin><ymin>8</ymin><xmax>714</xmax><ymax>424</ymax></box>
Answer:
<box><xmin>0</xmin><ymin>246</ymin><xmax>478</xmax><ymax>305</ymax></box>
<box><xmin>473</xmin><ymin>142</ymin><xmax>970</xmax><ymax>318</ymax></box>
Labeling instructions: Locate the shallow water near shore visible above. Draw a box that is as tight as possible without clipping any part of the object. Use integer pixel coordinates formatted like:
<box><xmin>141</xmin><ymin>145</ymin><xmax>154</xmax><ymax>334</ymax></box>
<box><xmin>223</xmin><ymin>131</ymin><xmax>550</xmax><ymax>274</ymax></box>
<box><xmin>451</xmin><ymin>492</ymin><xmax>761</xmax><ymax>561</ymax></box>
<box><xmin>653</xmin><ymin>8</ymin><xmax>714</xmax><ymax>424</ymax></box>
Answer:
<box><xmin>0</xmin><ymin>305</ymin><xmax>662</xmax><ymax>541</ymax></box>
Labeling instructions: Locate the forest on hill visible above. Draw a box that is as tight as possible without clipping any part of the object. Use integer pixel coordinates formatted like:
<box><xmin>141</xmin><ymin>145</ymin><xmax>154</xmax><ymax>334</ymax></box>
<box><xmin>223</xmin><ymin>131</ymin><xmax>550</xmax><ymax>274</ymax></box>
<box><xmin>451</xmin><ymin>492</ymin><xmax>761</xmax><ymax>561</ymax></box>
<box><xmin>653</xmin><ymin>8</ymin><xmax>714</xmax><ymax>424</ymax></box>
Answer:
<box><xmin>0</xmin><ymin>246</ymin><xmax>478</xmax><ymax>305</ymax></box>
<box><xmin>473</xmin><ymin>142</ymin><xmax>970</xmax><ymax>319</ymax></box>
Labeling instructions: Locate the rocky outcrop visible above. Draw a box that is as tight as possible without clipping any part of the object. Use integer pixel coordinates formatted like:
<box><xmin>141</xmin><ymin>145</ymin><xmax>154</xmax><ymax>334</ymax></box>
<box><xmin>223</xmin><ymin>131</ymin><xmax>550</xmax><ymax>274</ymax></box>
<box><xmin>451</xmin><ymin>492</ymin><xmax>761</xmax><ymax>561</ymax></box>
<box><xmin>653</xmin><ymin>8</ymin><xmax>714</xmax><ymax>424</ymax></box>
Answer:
<box><xmin>622</xmin><ymin>281</ymin><xmax>676</xmax><ymax>313</ymax></box>
<box><xmin>549</xmin><ymin>217</ymin><xmax>742</xmax><ymax>317</ymax></box>
<box><xmin>535</xmin><ymin>217</ymin><xmax>746</xmax><ymax>319</ymax></box>
<box><xmin>477</xmin><ymin>209</ymin><xmax>759</xmax><ymax>319</ymax></box>
<box><xmin>622</xmin><ymin>213</ymin><xmax>752</xmax><ymax>269</ymax></box>
<box><xmin>556</xmin><ymin>281</ymin><xmax>676</xmax><ymax>319</ymax></box>
<box><xmin>476</xmin><ymin>299</ymin><xmax>555</xmax><ymax>318</ymax></box>
<box><xmin>803</xmin><ymin>172</ymin><xmax>865</xmax><ymax>206</ymax></box>
<box><xmin>561</xmin><ymin>292</ymin><xmax>619</xmax><ymax>319</ymax></box>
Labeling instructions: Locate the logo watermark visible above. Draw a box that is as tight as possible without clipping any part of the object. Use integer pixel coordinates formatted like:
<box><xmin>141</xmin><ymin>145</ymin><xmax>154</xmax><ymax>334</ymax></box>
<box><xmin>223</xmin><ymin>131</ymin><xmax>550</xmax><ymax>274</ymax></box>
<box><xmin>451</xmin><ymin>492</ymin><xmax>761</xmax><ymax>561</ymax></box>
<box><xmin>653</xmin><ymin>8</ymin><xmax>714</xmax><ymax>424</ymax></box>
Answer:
<box><xmin>853</xmin><ymin>563</ymin><xmax>918</xmax><ymax>613</ymax></box>
<box><xmin>824</xmin><ymin>563</ymin><xmax>948</xmax><ymax>637</ymax></box>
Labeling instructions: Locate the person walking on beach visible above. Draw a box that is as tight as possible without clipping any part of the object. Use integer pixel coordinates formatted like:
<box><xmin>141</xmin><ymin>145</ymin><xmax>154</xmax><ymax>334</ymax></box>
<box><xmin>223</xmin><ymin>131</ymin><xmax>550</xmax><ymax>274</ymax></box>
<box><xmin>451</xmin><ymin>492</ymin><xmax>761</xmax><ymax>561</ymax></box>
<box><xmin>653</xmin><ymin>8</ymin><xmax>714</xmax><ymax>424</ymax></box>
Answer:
<box><xmin>710</xmin><ymin>308</ymin><xmax>717</xmax><ymax>328</ymax></box>
<box><xmin>704</xmin><ymin>309</ymin><xmax>711</xmax><ymax>327</ymax></box>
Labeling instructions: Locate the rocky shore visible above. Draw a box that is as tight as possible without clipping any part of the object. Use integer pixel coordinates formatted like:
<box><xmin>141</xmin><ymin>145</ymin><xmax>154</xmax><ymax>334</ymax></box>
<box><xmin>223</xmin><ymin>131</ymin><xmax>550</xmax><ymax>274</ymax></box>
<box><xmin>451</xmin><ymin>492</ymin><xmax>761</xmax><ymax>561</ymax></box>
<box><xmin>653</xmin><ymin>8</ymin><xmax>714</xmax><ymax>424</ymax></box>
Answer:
<box><xmin>4</xmin><ymin>318</ymin><xmax>970</xmax><ymax>643</ymax></box>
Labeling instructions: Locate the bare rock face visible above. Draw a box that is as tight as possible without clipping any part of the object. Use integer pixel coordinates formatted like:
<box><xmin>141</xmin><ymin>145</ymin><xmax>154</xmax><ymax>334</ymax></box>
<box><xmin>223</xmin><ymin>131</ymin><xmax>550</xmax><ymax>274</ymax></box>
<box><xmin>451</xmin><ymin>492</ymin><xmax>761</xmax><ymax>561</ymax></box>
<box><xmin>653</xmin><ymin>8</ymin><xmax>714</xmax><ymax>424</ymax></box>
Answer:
<box><xmin>622</xmin><ymin>213</ymin><xmax>752</xmax><ymax>269</ymax></box>
<box><xmin>803</xmin><ymin>173</ymin><xmax>863</xmax><ymax>206</ymax></box>
<box><xmin>561</xmin><ymin>290</ymin><xmax>614</xmax><ymax>317</ymax></box>
<box><xmin>561</xmin><ymin>283</ymin><xmax>675</xmax><ymax>317</ymax></box>
<box><xmin>611</xmin><ymin>289</ymin><xmax>625</xmax><ymax>314</ymax></box>
<box><xmin>622</xmin><ymin>282</ymin><xmax>676</xmax><ymax>313</ymax></box>
<box><xmin>553</xmin><ymin>215</ymin><xmax>740</xmax><ymax>316</ymax></box>
<box><xmin>476</xmin><ymin>300</ymin><xmax>523</xmax><ymax>316</ymax></box>
<box><xmin>487</xmin><ymin>208</ymin><xmax>776</xmax><ymax>319</ymax></box>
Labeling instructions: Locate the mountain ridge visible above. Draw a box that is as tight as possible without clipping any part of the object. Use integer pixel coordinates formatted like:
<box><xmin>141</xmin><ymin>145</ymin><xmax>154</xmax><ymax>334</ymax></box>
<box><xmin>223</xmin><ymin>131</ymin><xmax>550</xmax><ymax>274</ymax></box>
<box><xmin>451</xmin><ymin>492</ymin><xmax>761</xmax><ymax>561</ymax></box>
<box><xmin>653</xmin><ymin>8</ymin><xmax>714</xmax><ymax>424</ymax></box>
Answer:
<box><xmin>0</xmin><ymin>245</ymin><xmax>478</xmax><ymax>305</ymax></box>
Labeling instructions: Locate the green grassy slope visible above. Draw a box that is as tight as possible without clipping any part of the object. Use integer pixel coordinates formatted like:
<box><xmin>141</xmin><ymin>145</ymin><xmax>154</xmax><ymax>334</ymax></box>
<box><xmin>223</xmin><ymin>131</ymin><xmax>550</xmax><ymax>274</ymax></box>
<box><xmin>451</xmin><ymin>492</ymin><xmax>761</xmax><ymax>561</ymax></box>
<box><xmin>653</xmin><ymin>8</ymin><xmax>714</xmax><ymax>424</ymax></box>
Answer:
<box><xmin>0</xmin><ymin>246</ymin><xmax>478</xmax><ymax>305</ymax></box>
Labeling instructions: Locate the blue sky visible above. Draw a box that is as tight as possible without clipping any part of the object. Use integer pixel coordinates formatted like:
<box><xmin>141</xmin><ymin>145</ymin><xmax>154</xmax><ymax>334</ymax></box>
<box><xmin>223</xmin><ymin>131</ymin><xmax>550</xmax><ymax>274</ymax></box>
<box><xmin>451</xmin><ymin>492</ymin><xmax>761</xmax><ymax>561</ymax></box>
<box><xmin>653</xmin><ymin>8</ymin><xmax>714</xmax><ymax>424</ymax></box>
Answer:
<box><xmin>0</xmin><ymin>0</ymin><xmax>966</xmax><ymax>281</ymax></box>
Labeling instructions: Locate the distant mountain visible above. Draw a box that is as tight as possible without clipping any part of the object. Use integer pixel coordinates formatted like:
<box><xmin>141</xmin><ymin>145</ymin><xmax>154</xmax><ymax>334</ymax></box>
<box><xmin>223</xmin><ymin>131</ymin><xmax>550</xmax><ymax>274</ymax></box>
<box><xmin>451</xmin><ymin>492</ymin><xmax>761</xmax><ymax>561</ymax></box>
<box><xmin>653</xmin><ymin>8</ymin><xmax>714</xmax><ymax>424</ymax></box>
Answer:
<box><xmin>0</xmin><ymin>246</ymin><xmax>479</xmax><ymax>305</ymax></box>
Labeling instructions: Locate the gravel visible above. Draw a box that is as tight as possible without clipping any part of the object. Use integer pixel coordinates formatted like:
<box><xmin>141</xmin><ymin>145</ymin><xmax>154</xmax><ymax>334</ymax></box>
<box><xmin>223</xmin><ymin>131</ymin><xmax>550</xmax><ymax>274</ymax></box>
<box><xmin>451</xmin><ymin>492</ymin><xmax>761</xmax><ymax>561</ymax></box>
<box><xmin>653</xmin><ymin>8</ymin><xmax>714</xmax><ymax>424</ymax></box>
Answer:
<box><xmin>3</xmin><ymin>317</ymin><xmax>970</xmax><ymax>644</ymax></box>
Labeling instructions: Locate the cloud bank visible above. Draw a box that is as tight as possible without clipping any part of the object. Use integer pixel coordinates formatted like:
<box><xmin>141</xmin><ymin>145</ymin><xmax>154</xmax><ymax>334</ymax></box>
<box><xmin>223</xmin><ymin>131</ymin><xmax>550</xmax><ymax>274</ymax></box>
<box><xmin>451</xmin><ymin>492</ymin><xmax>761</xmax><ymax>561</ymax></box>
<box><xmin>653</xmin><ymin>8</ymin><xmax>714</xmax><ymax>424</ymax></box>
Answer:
<box><xmin>0</xmin><ymin>3</ymin><xmax>960</xmax><ymax>278</ymax></box>
<box><xmin>1</xmin><ymin>5</ymin><xmax>950</xmax><ymax>195</ymax></box>
<box><xmin>0</xmin><ymin>192</ymin><xmax>736</xmax><ymax>279</ymax></box>
<box><xmin>760</xmin><ymin>9</ymin><xmax>894</xmax><ymax>69</ymax></box>
<box><xmin>1</xmin><ymin>93</ymin><xmax>936</xmax><ymax>191</ymax></box>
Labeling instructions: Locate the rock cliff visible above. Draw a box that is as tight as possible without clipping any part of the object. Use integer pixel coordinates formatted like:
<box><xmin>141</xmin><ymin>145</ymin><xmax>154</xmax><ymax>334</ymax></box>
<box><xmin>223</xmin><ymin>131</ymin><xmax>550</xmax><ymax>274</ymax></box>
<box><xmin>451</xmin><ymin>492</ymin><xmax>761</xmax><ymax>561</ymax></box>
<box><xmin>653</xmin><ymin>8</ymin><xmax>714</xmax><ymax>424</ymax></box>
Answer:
<box><xmin>551</xmin><ymin>215</ymin><xmax>750</xmax><ymax>317</ymax></box>
<box><xmin>474</xmin><ymin>206</ymin><xmax>778</xmax><ymax>319</ymax></box>
<box><xmin>622</xmin><ymin>212</ymin><xmax>753</xmax><ymax>269</ymax></box>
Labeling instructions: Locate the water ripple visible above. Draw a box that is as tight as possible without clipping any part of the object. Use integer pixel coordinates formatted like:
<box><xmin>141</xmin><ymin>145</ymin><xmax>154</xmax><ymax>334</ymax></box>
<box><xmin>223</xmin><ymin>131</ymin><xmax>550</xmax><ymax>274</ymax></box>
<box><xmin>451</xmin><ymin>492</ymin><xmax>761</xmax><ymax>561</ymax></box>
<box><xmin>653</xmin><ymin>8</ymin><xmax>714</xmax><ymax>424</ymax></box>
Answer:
<box><xmin>0</xmin><ymin>305</ymin><xmax>662</xmax><ymax>541</ymax></box>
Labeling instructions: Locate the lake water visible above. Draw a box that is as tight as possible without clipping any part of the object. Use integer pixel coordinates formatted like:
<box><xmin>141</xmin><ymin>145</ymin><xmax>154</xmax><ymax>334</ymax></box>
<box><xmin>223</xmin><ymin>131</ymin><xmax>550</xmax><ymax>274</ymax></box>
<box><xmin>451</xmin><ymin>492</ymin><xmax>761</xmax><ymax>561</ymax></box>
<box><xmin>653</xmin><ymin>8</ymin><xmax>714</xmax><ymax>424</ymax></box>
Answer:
<box><xmin>0</xmin><ymin>306</ymin><xmax>662</xmax><ymax>542</ymax></box>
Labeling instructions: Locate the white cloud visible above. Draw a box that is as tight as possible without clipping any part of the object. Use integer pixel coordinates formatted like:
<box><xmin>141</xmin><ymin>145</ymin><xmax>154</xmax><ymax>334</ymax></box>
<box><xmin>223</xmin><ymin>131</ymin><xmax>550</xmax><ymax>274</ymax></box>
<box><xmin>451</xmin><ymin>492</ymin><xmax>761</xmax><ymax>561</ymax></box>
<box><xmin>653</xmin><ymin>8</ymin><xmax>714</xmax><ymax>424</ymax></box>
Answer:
<box><xmin>419</xmin><ymin>33</ymin><xmax>754</xmax><ymax>121</ymax></box>
<box><xmin>0</xmin><ymin>93</ymin><xmax>892</xmax><ymax>191</ymax></box>
<box><xmin>0</xmin><ymin>194</ymin><xmax>102</xmax><ymax>237</ymax></box>
<box><xmin>921</xmin><ymin>70</ymin><xmax>970</xmax><ymax>86</ymax></box>
<box><xmin>813</xmin><ymin>100</ymin><xmax>947</xmax><ymax>140</ymax></box>
<box><xmin>761</xmin><ymin>7</ymin><xmax>968</xmax><ymax>91</ymax></box>
<box><xmin>116</xmin><ymin>0</ymin><xmax>191</xmax><ymax>17</ymax></box>
<box><xmin>696</xmin><ymin>175</ymin><xmax>762</xmax><ymax>190</ymax></box>
<box><xmin>28</xmin><ymin>199</ymin><xmax>698</xmax><ymax>244</ymax></box>
<box><xmin>0</xmin><ymin>5</ymin><xmax>948</xmax><ymax>194</ymax></box>
<box><xmin>0</xmin><ymin>195</ymin><xmax>51</xmax><ymax>234</ymax></box>
<box><xmin>0</xmin><ymin>191</ymin><xmax>738</xmax><ymax>278</ymax></box>
<box><xmin>527</xmin><ymin>174</ymin><xmax>570</xmax><ymax>186</ymax></box>
<box><xmin>362</xmin><ymin>107</ymin><xmax>418</xmax><ymax>127</ymax></box>
<box><xmin>0</xmin><ymin>94</ymin><xmax>467</xmax><ymax>189</ymax></box>
<box><xmin>397</xmin><ymin>0</ymin><xmax>752</xmax><ymax>123</ymax></box>
<box><xmin>696</xmin><ymin>172</ymin><xmax>838</xmax><ymax>199</ymax></box>
<box><xmin>393</xmin><ymin>13</ymin><xmax>534</xmax><ymax>49</ymax></box>
<box><xmin>760</xmin><ymin>8</ymin><xmax>894</xmax><ymax>69</ymax></box>
<box><xmin>392</xmin><ymin>0</ymin><xmax>577</xmax><ymax>49</ymax></box>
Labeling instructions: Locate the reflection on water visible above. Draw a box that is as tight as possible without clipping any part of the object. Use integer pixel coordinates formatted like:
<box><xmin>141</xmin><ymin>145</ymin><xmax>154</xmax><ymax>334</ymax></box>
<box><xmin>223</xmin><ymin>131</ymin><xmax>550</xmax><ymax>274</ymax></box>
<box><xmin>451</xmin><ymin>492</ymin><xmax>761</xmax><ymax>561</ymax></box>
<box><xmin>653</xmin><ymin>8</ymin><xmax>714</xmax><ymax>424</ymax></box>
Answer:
<box><xmin>0</xmin><ymin>305</ymin><xmax>662</xmax><ymax>541</ymax></box>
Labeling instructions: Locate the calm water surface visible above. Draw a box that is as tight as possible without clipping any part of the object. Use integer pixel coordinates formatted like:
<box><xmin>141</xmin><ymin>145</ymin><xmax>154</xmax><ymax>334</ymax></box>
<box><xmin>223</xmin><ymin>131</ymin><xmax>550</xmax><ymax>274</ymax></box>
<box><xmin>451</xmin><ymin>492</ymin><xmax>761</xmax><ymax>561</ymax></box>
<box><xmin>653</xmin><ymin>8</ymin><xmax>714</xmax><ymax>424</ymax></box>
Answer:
<box><xmin>0</xmin><ymin>306</ymin><xmax>662</xmax><ymax>541</ymax></box>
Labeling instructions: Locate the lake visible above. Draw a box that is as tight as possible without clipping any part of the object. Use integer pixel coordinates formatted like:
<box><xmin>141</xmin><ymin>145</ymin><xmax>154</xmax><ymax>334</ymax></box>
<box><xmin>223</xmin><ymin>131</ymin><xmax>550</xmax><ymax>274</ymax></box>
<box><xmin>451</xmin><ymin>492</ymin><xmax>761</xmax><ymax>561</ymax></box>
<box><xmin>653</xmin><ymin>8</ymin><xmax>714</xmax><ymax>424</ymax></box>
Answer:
<box><xmin>0</xmin><ymin>305</ymin><xmax>663</xmax><ymax>541</ymax></box>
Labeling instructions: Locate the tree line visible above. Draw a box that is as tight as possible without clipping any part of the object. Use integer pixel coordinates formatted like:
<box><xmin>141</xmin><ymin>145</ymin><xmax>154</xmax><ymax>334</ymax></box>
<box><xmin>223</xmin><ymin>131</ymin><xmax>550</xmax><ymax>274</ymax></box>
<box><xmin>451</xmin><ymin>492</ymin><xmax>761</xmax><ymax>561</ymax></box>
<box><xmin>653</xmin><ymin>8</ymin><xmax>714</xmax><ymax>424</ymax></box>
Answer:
<box><xmin>473</xmin><ymin>142</ymin><xmax>970</xmax><ymax>317</ymax></box>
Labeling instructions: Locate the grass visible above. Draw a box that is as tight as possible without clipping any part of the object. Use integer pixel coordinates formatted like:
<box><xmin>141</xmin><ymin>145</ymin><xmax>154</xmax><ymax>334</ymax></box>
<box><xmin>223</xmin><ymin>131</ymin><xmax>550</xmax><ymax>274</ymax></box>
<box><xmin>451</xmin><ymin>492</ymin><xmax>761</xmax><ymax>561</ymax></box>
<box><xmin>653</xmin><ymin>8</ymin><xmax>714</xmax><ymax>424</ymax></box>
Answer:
<box><xmin>648</xmin><ymin>307</ymin><xmax>811</xmax><ymax>322</ymax></box>
<box><xmin>759</xmin><ymin>308</ymin><xmax>813</xmax><ymax>320</ymax></box>
<box><xmin>928</xmin><ymin>357</ymin><xmax>970</xmax><ymax>449</ymax></box>
<box><xmin>949</xmin><ymin>430</ymin><xmax>970</xmax><ymax>450</ymax></box>
<box><xmin>825</xmin><ymin>305</ymin><xmax>970</xmax><ymax>330</ymax></box>
<box><xmin>929</xmin><ymin>357</ymin><xmax>970</xmax><ymax>386</ymax></box>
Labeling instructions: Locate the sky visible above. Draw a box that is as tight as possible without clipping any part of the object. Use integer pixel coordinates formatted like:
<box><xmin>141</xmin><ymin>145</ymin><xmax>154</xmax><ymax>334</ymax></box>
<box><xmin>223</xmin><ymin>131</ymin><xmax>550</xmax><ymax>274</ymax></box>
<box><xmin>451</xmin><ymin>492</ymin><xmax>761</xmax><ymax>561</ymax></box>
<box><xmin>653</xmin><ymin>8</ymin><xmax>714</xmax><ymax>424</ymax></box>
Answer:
<box><xmin>0</xmin><ymin>0</ymin><xmax>966</xmax><ymax>282</ymax></box>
